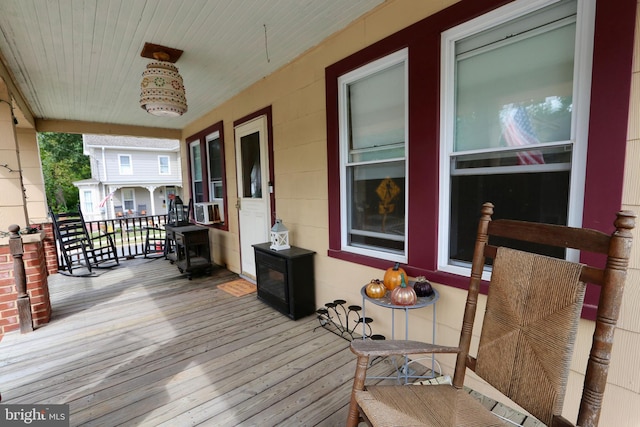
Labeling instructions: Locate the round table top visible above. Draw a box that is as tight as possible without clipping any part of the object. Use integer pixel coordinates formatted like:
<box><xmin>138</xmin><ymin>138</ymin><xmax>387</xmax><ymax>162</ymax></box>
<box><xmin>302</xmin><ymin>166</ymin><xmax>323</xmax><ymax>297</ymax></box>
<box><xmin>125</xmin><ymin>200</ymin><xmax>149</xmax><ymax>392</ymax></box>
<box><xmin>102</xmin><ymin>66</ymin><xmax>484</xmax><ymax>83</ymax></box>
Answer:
<box><xmin>361</xmin><ymin>282</ymin><xmax>439</xmax><ymax>309</ymax></box>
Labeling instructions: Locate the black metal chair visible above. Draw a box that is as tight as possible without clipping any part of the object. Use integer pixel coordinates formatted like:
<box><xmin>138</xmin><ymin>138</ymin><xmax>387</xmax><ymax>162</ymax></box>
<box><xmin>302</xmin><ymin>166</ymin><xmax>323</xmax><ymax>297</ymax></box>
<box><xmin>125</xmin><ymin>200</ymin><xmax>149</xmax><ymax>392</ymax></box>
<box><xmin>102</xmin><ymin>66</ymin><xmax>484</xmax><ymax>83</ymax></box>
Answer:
<box><xmin>144</xmin><ymin>227</ymin><xmax>166</xmax><ymax>258</ymax></box>
<box><xmin>50</xmin><ymin>205</ymin><xmax>119</xmax><ymax>274</ymax></box>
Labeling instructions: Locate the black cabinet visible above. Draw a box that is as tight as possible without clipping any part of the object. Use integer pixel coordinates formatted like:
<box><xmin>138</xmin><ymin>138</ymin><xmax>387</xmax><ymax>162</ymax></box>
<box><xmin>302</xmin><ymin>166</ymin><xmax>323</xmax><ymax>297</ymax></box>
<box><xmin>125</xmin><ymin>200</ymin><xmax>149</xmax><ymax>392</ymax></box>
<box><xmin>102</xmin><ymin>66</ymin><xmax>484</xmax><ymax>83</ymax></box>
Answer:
<box><xmin>166</xmin><ymin>224</ymin><xmax>212</xmax><ymax>279</ymax></box>
<box><xmin>253</xmin><ymin>243</ymin><xmax>315</xmax><ymax>320</ymax></box>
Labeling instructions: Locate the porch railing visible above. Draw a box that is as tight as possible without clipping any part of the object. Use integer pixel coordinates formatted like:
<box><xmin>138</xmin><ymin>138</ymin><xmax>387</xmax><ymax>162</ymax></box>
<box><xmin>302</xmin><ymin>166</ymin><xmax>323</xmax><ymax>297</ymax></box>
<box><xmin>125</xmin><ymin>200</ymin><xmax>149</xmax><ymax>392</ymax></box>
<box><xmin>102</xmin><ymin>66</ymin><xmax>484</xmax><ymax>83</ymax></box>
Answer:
<box><xmin>83</xmin><ymin>214</ymin><xmax>169</xmax><ymax>260</ymax></box>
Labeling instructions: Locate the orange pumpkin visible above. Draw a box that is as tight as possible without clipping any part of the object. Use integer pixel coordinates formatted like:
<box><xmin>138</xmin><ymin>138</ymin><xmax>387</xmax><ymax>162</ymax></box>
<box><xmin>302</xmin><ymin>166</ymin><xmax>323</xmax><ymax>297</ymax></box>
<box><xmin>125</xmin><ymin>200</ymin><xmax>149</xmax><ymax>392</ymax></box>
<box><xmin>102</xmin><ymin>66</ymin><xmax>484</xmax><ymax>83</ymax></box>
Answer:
<box><xmin>365</xmin><ymin>279</ymin><xmax>387</xmax><ymax>299</ymax></box>
<box><xmin>383</xmin><ymin>262</ymin><xmax>407</xmax><ymax>291</ymax></box>
<box><xmin>390</xmin><ymin>274</ymin><xmax>417</xmax><ymax>306</ymax></box>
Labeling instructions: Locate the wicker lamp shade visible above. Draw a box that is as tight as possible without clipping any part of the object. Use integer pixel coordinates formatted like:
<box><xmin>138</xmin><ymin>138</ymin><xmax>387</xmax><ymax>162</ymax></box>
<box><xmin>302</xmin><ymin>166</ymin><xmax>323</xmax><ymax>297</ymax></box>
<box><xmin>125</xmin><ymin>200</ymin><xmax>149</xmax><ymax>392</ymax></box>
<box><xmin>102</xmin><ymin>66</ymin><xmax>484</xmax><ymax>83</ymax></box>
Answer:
<box><xmin>140</xmin><ymin>61</ymin><xmax>187</xmax><ymax>117</ymax></box>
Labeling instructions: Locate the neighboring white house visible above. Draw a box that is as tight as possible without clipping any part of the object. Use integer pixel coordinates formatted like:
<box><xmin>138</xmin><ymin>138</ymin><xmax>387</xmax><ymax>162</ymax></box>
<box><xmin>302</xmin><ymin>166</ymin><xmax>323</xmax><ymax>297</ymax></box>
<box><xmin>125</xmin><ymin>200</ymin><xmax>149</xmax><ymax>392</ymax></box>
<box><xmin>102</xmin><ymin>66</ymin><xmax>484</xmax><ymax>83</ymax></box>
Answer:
<box><xmin>74</xmin><ymin>134</ymin><xmax>182</xmax><ymax>220</ymax></box>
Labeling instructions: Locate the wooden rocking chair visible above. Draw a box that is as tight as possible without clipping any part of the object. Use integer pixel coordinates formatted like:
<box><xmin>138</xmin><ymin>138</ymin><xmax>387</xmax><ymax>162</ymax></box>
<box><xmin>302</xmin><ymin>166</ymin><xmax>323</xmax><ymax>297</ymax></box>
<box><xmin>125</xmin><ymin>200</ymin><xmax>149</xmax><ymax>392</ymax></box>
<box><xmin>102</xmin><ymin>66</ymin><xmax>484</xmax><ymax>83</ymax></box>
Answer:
<box><xmin>347</xmin><ymin>202</ymin><xmax>635</xmax><ymax>427</ymax></box>
<box><xmin>50</xmin><ymin>205</ymin><xmax>120</xmax><ymax>274</ymax></box>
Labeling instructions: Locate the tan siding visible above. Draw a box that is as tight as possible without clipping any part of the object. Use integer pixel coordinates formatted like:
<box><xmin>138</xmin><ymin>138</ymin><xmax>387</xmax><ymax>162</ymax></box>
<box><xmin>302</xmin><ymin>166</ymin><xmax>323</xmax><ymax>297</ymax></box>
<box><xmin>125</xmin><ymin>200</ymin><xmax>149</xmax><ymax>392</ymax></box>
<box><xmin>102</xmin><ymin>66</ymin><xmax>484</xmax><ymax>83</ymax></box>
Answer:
<box><xmin>619</xmin><ymin>267</ymin><xmax>640</xmax><ymax>331</ymax></box>
<box><xmin>599</xmin><ymin>383</ymin><xmax>640</xmax><ymax>427</ymax></box>
<box><xmin>17</xmin><ymin>128</ymin><xmax>48</xmax><ymax>224</ymax></box>
<box><xmin>609</xmin><ymin>328</ymin><xmax>640</xmax><ymax>393</ymax></box>
<box><xmin>628</xmin><ymin>74</ymin><xmax>640</xmax><ymax>140</ymax></box>
<box><xmin>623</xmin><ymin>139</ymin><xmax>640</xmax><ymax>205</ymax></box>
<box><xmin>634</xmin><ymin>1</ymin><xmax>640</xmax><ymax>74</ymax></box>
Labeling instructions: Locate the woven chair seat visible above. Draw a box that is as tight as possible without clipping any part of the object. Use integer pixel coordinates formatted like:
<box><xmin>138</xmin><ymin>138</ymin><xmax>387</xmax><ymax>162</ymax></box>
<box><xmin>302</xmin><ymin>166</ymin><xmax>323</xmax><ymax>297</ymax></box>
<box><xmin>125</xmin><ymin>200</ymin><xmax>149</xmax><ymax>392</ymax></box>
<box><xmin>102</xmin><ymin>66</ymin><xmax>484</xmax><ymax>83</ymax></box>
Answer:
<box><xmin>356</xmin><ymin>385</ymin><xmax>508</xmax><ymax>427</ymax></box>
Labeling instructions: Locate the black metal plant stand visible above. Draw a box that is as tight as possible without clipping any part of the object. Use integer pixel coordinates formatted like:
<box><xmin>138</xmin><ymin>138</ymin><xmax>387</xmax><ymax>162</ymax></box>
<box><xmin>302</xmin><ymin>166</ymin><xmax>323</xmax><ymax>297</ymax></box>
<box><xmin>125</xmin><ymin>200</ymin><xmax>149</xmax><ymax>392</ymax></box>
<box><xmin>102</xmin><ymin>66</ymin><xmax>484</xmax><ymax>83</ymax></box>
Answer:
<box><xmin>314</xmin><ymin>299</ymin><xmax>385</xmax><ymax>342</ymax></box>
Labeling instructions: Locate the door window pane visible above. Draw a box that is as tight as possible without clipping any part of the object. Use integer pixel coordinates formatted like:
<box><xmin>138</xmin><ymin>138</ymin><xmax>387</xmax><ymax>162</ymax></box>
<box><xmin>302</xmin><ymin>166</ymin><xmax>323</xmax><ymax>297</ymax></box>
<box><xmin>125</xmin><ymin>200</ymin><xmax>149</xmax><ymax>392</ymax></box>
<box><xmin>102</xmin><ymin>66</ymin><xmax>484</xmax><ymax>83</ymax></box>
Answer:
<box><xmin>241</xmin><ymin>132</ymin><xmax>262</xmax><ymax>198</ymax></box>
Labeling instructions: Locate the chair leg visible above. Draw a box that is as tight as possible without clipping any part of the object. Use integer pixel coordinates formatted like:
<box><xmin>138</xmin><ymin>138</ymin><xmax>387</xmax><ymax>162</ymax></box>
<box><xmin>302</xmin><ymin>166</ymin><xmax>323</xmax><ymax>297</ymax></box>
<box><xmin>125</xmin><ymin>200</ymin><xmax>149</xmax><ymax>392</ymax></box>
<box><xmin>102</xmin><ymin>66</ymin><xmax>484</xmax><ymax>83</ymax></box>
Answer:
<box><xmin>347</xmin><ymin>354</ymin><xmax>369</xmax><ymax>427</ymax></box>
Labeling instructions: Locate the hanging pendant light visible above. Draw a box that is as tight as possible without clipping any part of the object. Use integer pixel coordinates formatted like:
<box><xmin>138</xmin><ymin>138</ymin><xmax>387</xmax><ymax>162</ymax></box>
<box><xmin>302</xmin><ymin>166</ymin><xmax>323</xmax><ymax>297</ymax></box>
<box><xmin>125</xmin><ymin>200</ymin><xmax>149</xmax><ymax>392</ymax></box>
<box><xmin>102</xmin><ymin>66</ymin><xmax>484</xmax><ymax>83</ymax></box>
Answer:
<box><xmin>140</xmin><ymin>43</ymin><xmax>187</xmax><ymax>117</ymax></box>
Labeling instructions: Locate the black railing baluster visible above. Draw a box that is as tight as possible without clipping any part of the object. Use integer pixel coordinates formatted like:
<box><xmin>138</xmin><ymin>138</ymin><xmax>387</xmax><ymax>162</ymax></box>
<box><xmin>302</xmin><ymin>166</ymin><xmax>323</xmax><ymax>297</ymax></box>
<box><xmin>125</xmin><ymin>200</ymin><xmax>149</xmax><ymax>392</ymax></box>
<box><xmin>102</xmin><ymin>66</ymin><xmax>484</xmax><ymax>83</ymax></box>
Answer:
<box><xmin>71</xmin><ymin>214</ymin><xmax>168</xmax><ymax>261</ymax></box>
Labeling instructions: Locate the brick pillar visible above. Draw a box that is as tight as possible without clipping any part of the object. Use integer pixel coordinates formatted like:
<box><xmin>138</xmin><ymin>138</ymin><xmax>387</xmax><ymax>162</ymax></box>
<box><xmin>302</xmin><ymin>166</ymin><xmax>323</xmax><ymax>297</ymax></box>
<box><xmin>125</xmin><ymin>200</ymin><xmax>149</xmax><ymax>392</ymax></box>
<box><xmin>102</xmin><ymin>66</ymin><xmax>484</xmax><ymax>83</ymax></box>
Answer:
<box><xmin>24</xmin><ymin>239</ymin><xmax>51</xmax><ymax>327</ymax></box>
<box><xmin>41</xmin><ymin>222</ymin><xmax>59</xmax><ymax>274</ymax></box>
<box><xmin>0</xmin><ymin>245</ymin><xmax>19</xmax><ymax>336</ymax></box>
<box><xmin>0</xmin><ymin>231</ymin><xmax>51</xmax><ymax>341</ymax></box>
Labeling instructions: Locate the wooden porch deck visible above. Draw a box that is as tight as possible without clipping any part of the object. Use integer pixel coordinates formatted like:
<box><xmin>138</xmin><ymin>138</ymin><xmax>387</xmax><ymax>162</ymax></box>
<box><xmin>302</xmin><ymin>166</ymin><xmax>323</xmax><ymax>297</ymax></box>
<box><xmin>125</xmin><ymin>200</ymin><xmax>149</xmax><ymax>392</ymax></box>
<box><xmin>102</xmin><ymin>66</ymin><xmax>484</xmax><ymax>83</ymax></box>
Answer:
<box><xmin>1</xmin><ymin>257</ymin><xmax>536</xmax><ymax>426</ymax></box>
<box><xmin>0</xmin><ymin>258</ymin><xmax>401</xmax><ymax>426</ymax></box>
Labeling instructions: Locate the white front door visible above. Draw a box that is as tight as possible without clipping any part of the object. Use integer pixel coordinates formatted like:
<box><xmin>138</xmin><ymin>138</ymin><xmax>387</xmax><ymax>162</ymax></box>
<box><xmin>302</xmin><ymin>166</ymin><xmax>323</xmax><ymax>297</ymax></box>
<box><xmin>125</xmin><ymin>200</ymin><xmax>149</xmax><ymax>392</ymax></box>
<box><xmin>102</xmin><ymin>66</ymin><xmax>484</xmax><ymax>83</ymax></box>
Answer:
<box><xmin>235</xmin><ymin>116</ymin><xmax>271</xmax><ymax>278</ymax></box>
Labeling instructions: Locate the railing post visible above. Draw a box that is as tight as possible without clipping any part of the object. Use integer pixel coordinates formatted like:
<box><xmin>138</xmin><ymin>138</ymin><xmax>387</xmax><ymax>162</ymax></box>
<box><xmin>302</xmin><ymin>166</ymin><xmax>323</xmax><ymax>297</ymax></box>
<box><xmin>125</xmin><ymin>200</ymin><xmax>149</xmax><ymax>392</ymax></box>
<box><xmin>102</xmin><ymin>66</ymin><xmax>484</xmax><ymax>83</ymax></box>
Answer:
<box><xmin>8</xmin><ymin>224</ymin><xmax>33</xmax><ymax>333</ymax></box>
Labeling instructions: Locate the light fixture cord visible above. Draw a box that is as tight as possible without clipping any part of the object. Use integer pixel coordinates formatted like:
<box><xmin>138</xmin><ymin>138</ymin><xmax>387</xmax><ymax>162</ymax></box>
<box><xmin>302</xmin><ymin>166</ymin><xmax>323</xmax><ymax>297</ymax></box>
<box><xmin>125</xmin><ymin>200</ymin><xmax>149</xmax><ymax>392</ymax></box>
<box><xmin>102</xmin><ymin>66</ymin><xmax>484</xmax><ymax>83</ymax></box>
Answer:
<box><xmin>263</xmin><ymin>24</ymin><xmax>271</xmax><ymax>63</ymax></box>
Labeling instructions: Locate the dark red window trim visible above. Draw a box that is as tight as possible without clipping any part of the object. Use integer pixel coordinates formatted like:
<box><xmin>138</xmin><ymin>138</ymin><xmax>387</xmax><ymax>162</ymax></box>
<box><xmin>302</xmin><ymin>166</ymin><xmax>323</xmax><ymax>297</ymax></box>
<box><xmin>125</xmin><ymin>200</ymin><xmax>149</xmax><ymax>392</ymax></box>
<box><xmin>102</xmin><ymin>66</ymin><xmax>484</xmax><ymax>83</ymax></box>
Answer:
<box><xmin>233</xmin><ymin>106</ymin><xmax>277</xmax><ymax>227</ymax></box>
<box><xmin>185</xmin><ymin>120</ymin><xmax>229</xmax><ymax>231</ymax></box>
<box><xmin>325</xmin><ymin>0</ymin><xmax>636</xmax><ymax>319</ymax></box>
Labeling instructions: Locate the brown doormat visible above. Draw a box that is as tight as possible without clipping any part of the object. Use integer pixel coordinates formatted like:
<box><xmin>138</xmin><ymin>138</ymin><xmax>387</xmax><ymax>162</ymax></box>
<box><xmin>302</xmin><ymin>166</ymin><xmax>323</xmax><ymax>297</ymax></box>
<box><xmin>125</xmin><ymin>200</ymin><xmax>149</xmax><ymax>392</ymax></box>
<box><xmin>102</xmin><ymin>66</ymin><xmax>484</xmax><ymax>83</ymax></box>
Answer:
<box><xmin>218</xmin><ymin>279</ymin><xmax>257</xmax><ymax>297</ymax></box>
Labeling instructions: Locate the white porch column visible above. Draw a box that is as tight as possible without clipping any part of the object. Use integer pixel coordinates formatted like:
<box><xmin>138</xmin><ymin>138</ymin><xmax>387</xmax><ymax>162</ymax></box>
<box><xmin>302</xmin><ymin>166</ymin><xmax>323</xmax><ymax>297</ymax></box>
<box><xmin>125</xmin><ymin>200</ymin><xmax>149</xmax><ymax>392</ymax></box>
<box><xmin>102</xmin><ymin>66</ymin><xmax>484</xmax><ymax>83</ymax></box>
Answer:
<box><xmin>145</xmin><ymin>185</ymin><xmax>158</xmax><ymax>216</ymax></box>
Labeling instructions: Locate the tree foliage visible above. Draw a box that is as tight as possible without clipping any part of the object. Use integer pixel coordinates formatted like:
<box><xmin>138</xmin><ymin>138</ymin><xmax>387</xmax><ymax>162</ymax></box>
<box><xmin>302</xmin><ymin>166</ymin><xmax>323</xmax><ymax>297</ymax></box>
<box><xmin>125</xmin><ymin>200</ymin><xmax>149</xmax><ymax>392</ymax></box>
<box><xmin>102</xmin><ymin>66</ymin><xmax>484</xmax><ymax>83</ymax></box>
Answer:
<box><xmin>38</xmin><ymin>132</ymin><xmax>90</xmax><ymax>213</ymax></box>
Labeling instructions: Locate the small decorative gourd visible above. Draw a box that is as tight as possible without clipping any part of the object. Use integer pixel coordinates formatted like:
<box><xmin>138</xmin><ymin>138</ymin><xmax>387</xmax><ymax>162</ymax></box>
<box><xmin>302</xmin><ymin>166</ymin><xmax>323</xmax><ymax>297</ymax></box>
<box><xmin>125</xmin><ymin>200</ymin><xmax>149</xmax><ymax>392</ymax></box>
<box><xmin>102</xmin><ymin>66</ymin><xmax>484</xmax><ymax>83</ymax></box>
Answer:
<box><xmin>383</xmin><ymin>262</ymin><xmax>407</xmax><ymax>291</ymax></box>
<box><xmin>413</xmin><ymin>276</ymin><xmax>434</xmax><ymax>297</ymax></box>
<box><xmin>390</xmin><ymin>274</ymin><xmax>417</xmax><ymax>306</ymax></box>
<box><xmin>365</xmin><ymin>279</ymin><xmax>387</xmax><ymax>299</ymax></box>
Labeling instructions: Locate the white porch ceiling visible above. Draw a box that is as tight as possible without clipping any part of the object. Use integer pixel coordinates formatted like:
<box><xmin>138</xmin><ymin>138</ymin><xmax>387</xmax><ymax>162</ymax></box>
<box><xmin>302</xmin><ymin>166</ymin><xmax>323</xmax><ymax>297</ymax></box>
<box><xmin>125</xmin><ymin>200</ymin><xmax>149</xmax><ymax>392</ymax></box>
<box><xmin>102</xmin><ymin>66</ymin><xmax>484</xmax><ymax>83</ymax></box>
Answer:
<box><xmin>0</xmin><ymin>0</ymin><xmax>384</xmax><ymax>132</ymax></box>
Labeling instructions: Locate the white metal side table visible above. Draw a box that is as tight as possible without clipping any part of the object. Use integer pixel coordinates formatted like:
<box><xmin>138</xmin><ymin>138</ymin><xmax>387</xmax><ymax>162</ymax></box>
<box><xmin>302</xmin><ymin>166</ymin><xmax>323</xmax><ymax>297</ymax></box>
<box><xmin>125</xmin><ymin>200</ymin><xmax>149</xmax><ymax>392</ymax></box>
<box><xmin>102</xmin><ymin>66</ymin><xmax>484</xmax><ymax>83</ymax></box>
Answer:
<box><xmin>360</xmin><ymin>284</ymin><xmax>439</xmax><ymax>384</ymax></box>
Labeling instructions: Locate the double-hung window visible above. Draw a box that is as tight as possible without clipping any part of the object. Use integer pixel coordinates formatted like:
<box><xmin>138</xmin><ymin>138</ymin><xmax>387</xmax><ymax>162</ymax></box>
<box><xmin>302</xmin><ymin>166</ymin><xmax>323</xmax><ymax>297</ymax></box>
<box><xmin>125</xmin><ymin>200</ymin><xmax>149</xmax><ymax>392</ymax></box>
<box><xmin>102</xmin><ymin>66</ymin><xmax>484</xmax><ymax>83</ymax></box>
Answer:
<box><xmin>338</xmin><ymin>48</ymin><xmax>408</xmax><ymax>262</ymax></box>
<box><xmin>83</xmin><ymin>190</ymin><xmax>93</xmax><ymax>213</ymax></box>
<box><xmin>186</xmin><ymin>121</ymin><xmax>228</xmax><ymax>228</ymax></box>
<box><xmin>158</xmin><ymin>155</ymin><xmax>170</xmax><ymax>175</ymax></box>
<box><xmin>439</xmin><ymin>0</ymin><xmax>594</xmax><ymax>275</ymax></box>
<box><xmin>118</xmin><ymin>154</ymin><xmax>132</xmax><ymax>175</ymax></box>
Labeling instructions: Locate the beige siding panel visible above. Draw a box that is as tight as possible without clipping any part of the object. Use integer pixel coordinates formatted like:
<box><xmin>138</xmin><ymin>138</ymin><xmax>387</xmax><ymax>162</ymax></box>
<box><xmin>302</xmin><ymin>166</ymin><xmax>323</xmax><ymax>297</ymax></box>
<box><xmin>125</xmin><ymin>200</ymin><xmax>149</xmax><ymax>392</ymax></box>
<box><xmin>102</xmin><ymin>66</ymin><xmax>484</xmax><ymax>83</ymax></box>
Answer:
<box><xmin>570</xmin><ymin>320</ymin><xmax>596</xmax><ymax>372</ymax></box>
<box><xmin>290</xmin><ymin>223</ymin><xmax>327</xmax><ymax>255</ymax></box>
<box><xmin>0</xmin><ymin>178</ymin><xmax>27</xmax><ymax>207</ymax></box>
<box><xmin>363</xmin><ymin>0</ymin><xmax>460</xmax><ymax>46</ymax></box>
<box><xmin>276</xmin><ymin>139</ymin><xmax>326</xmax><ymax>175</ymax></box>
<box><xmin>619</xmin><ymin>268</ymin><xmax>640</xmax><ymax>332</ymax></box>
<box><xmin>627</xmin><ymin>74</ymin><xmax>640</xmax><ymax>141</ymax></box>
<box><xmin>274</xmin><ymin>110</ymin><xmax>326</xmax><ymax>151</ymax></box>
<box><xmin>289</xmin><ymin>52</ymin><xmax>326</xmax><ymax>93</ymax></box>
<box><xmin>563</xmin><ymin>371</ymin><xmax>640</xmax><ymax>427</ymax></box>
<box><xmin>274</xmin><ymin>169</ymin><xmax>327</xmax><ymax>201</ymax></box>
<box><xmin>290</xmin><ymin>170</ymin><xmax>327</xmax><ymax>200</ymax></box>
<box><xmin>16</xmin><ymin>129</ymin><xmax>48</xmax><ymax>223</ymax></box>
<box><xmin>634</xmin><ymin>1</ymin><xmax>640</xmax><ymax>73</ymax></box>
<box><xmin>599</xmin><ymin>383</ymin><xmax>640</xmax><ymax>427</ymax></box>
<box><xmin>563</xmin><ymin>373</ymin><xmax>584</xmax><ymax>422</ymax></box>
<box><xmin>278</xmin><ymin>197</ymin><xmax>327</xmax><ymax>231</ymax></box>
<box><xmin>609</xmin><ymin>328</ymin><xmax>640</xmax><ymax>393</ymax></box>
<box><xmin>628</xmin><ymin>212</ymin><xmax>640</xmax><ymax>270</ymax></box>
<box><xmin>296</xmin><ymin>80</ymin><xmax>327</xmax><ymax>119</ymax></box>
<box><xmin>310</xmin><ymin>19</ymin><xmax>364</xmax><ymax>72</ymax></box>
<box><xmin>0</xmin><ymin>206</ymin><xmax>28</xmax><ymax>231</ymax></box>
